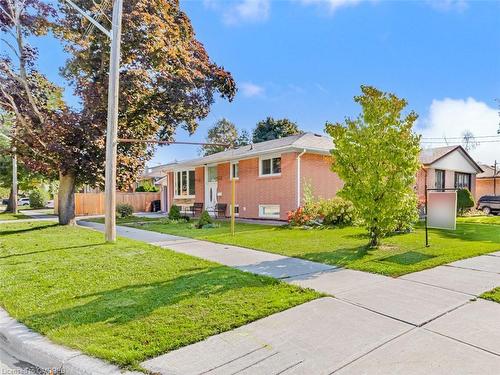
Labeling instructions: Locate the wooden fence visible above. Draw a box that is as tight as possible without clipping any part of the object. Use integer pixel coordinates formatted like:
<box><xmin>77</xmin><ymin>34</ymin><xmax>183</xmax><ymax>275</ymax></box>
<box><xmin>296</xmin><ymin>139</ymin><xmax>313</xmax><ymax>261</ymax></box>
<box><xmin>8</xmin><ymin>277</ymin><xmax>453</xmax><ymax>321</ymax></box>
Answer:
<box><xmin>55</xmin><ymin>192</ymin><xmax>161</xmax><ymax>216</ymax></box>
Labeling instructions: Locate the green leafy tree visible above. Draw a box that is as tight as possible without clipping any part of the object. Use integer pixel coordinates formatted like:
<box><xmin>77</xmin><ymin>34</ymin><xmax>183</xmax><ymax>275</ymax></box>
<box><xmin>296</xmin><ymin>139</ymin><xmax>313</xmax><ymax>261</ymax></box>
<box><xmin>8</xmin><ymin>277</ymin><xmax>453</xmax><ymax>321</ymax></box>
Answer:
<box><xmin>325</xmin><ymin>86</ymin><xmax>421</xmax><ymax>247</ymax></box>
<box><xmin>200</xmin><ymin>118</ymin><xmax>250</xmax><ymax>156</ymax></box>
<box><xmin>252</xmin><ymin>117</ymin><xmax>302</xmax><ymax>143</ymax></box>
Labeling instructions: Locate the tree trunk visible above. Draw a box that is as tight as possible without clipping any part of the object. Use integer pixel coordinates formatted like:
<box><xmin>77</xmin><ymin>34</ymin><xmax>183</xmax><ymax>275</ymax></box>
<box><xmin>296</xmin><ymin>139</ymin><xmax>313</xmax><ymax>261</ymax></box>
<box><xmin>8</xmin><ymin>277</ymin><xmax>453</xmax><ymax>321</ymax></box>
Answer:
<box><xmin>369</xmin><ymin>227</ymin><xmax>381</xmax><ymax>248</ymax></box>
<box><xmin>6</xmin><ymin>187</ymin><xmax>14</xmax><ymax>213</ymax></box>
<box><xmin>58</xmin><ymin>171</ymin><xmax>76</xmax><ymax>225</ymax></box>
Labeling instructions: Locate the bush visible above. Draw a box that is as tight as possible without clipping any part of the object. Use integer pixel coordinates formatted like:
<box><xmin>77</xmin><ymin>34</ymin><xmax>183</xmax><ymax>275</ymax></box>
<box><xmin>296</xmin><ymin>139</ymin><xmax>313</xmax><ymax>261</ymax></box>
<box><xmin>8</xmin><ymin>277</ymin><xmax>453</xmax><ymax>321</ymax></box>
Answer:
<box><xmin>196</xmin><ymin>210</ymin><xmax>213</xmax><ymax>228</ymax></box>
<box><xmin>168</xmin><ymin>205</ymin><xmax>181</xmax><ymax>220</ymax></box>
<box><xmin>317</xmin><ymin>197</ymin><xmax>356</xmax><ymax>226</ymax></box>
<box><xmin>116</xmin><ymin>203</ymin><xmax>133</xmax><ymax>218</ymax></box>
<box><xmin>29</xmin><ymin>189</ymin><xmax>48</xmax><ymax>209</ymax></box>
<box><xmin>457</xmin><ymin>188</ymin><xmax>474</xmax><ymax>216</ymax></box>
<box><xmin>287</xmin><ymin>207</ymin><xmax>313</xmax><ymax>226</ymax></box>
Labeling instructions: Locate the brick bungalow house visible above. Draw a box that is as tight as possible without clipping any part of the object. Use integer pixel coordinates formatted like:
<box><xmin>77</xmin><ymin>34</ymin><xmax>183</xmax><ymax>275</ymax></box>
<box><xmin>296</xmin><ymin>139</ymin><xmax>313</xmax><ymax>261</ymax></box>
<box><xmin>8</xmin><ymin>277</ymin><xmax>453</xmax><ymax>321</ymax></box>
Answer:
<box><xmin>154</xmin><ymin>133</ymin><xmax>483</xmax><ymax>220</ymax></box>
<box><xmin>476</xmin><ymin>163</ymin><xmax>499</xmax><ymax>199</ymax></box>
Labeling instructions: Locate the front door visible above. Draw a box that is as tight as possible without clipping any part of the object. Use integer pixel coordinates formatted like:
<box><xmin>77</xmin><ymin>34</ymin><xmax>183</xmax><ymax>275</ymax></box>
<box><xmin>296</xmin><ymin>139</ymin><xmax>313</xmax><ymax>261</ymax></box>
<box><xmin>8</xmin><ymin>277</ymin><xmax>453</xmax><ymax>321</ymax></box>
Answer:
<box><xmin>205</xmin><ymin>166</ymin><xmax>218</xmax><ymax>211</ymax></box>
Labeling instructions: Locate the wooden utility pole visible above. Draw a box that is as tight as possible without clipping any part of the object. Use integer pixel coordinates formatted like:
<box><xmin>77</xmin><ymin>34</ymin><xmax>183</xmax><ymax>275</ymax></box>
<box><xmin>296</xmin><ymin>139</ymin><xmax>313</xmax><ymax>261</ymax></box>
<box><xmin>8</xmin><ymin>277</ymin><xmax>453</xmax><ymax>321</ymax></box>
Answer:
<box><xmin>494</xmin><ymin>160</ymin><xmax>498</xmax><ymax>196</ymax></box>
<box><xmin>104</xmin><ymin>0</ymin><xmax>124</xmax><ymax>242</ymax></box>
<box><xmin>63</xmin><ymin>0</ymin><xmax>122</xmax><ymax>242</ymax></box>
<box><xmin>11</xmin><ymin>147</ymin><xmax>17</xmax><ymax>214</ymax></box>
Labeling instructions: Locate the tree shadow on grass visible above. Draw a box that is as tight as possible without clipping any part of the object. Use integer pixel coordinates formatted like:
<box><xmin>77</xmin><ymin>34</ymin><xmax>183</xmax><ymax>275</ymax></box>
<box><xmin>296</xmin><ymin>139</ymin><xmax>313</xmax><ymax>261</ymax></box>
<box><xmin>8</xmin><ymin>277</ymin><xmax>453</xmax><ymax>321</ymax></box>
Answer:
<box><xmin>301</xmin><ymin>245</ymin><xmax>371</xmax><ymax>267</ymax></box>
<box><xmin>0</xmin><ymin>243</ymin><xmax>106</xmax><ymax>259</ymax></box>
<box><xmin>0</xmin><ymin>223</ymin><xmax>58</xmax><ymax>237</ymax></box>
<box><xmin>24</xmin><ymin>266</ymin><xmax>263</xmax><ymax>331</ymax></box>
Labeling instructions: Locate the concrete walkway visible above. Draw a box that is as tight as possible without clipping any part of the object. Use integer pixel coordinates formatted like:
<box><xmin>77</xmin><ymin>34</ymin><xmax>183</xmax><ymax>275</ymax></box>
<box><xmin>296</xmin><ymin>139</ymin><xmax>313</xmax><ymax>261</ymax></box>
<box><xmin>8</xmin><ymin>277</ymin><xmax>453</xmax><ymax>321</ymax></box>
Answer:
<box><xmin>77</xmin><ymin>220</ymin><xmax>500</xmax><ymax>374</ymax></box>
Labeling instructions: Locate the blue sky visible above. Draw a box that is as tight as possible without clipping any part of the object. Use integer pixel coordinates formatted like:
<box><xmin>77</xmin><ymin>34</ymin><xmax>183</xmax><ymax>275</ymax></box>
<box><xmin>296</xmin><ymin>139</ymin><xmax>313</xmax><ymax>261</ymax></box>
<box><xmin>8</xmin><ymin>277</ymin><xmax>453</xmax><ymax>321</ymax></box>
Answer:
<box><xmin>32</xmin><ymin>0</ymin><xmax>500</xmax><ymax>165</ymax></box>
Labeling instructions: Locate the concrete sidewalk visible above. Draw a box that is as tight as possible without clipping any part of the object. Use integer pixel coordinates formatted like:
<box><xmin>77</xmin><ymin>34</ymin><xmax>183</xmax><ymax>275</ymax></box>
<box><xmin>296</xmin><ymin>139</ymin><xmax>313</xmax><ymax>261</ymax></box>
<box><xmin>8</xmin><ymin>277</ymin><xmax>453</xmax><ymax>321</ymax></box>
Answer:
<box><xmin>76</xmin><ymin>220</ymin><xmax>500</xmax><ymax>374</ymax></box>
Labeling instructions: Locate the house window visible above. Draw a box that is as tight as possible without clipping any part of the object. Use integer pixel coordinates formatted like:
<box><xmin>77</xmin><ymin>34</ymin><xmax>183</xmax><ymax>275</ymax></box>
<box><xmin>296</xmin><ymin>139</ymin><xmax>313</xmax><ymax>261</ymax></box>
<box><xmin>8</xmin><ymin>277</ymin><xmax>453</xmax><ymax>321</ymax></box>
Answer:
<box><xmin>174</xmin><ymin>170</ymin><xmax>195</xmax><ymax>197</ymax></box>
<box><xmin>259</xmin><ymin>204</ymin><xmax>280</xmax><ymax>218</ymax></box>
<box><xmin>435</xmin><ymin>169</ymin><xmax>445</xmax><ymax>191</ymax></box>
<box><xmin>230</xmin><ymin>162</ymin><xmax>239</xmax><ymax>180</ymax></box>
<box><xmin>455</xmin><ymin>172</ymin><xmax>471</xmax><ymax>190</ymax></box>
<box><xmin>229</xmin><ymin>204</ymin><xmax>239</xmax><ymax>216</ymax></box>
<box><xmin>260</xmin><ymin>156</ymin><xmax>281</xmax><ymax>176</ymax></box>
<box><xmin>207</xmin><ymin>166</ymin><xmax>218</xmax><ymax>182</ymax></box>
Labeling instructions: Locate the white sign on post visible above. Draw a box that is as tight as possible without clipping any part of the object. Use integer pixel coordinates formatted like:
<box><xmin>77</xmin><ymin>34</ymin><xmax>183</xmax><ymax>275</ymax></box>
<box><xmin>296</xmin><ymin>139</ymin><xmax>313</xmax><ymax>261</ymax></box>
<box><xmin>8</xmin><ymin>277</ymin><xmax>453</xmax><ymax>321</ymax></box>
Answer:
<box><xmin>427</xmin><ymin>191</ymin><xmax>457</xmax><ymax>230</ymax></box>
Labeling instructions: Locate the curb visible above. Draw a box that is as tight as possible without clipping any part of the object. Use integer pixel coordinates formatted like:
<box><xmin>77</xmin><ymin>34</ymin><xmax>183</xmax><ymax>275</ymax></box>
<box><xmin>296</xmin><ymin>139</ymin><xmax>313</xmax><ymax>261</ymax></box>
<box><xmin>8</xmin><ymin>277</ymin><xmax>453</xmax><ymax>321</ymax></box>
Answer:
<box><xmin>0</xmin><ymin>308</ymin><xmax>141</xmax><ymax>374</ymax></box>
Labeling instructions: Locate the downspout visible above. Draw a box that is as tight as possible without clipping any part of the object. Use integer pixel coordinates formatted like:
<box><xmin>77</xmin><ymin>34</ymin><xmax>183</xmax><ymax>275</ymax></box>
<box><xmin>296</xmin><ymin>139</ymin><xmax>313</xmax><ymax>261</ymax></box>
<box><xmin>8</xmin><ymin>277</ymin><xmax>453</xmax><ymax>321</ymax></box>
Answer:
<box><xmin>297</xmin><ymin>149</ymin><xmax>307</xmax><ymax>208</ymax></box>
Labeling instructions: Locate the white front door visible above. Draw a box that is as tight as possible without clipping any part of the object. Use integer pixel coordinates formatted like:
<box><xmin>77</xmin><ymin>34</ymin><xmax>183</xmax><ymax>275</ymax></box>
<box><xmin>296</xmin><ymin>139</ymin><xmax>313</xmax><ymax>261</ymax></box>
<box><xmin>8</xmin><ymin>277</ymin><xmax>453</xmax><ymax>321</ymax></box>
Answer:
<box><xmin>205</xmin><ymin>166</ymin><xmax>218</xmax><ymax>211</ymax></box>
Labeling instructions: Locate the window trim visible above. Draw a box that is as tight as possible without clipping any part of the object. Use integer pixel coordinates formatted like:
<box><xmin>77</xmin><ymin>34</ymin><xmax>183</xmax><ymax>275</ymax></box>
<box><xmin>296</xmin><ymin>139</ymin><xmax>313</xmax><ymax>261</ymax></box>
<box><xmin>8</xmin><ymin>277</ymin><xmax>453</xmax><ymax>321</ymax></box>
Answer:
<box><xmin>435</xmin><ymin>169</ymin><xmax>445</xmax><ymax>191</ymax></box>
<box><xmin>230</xmin><ymin>161</ymin><xmax>239</xmax><ymax>180</ymax></box>
<box><xmin>454</xmin><ymin>172</ymin><xmax>472</xmax><ymax>190</ymax></box>
<box><xmin>259</xmin><ymin>154</ymin><xmax>282</xmax><ymax>177</ymax></box>
<box><xmin>258</xmin><ymin>204</ymin><xmax>280</xmax><ymax>219</ymax></box>
<box><xmin>229</xmin><ymin>204</ymin><xmax>240</xmax><ymax>217</ymax></box>
<box><xmin>173</xmin><ymin>169</ymin><xmax>196</xmax><ymax>198</ymax></box>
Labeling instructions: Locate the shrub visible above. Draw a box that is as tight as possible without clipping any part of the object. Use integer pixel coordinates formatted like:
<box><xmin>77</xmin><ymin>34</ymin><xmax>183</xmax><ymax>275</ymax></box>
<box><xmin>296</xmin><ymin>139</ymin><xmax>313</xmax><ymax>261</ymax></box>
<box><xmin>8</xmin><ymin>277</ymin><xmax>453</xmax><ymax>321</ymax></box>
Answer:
<box><xmin>136</xmin><ymin>180</ymin><xmax>159</xmax><ymax>192</ymax></box>
<box><xmin>116</xmin><ymin>203</ymin><xmax>133</xmax><ymax>218</ymax></box>
<box><xmin>287</xmin><ymin>207</ymin><xmax>312</xmax><ymax>226</ymax></box>
<box><xmin>457</xmin><ymin>188</ymin><xmax>474</xmax><ymax>216</ymax></box>
<box><xmin>317</xmin><ymin>197</ymin><xmax>356</xmax><ymax>226</ymax></box>
<box><xmin>29</xmin><ymin>189</ymin><xmax>48</xmax><ymax>209</ymax></box>
<box><xmin>196</xmin><ymin>210</ymin><xmax>213</xmax><ymax>228</ymax></box>
<box><xmin>168</xmin><ymin>205</ymin><xmax>181</xmax><ymax>220</ymax></box>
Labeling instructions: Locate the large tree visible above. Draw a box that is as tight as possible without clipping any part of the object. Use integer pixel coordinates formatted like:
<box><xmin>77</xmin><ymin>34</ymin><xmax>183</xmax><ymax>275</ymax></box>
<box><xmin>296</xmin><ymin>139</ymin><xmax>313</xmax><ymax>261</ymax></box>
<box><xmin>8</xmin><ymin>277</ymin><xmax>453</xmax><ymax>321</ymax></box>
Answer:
<box><xmin>200</xmin><ymin>118</ymin><xmax>249</xmax><ymax>156</ymax></box>
<box><xmin>252</xmin><ymin>117</ymin><xmax>301</xmax><ymax>143</ymax></box>
<box><xmin>325</xmin><ymin>86</ymin><xmax>421</xmax><ymax>247</ymax></box>
<box><xmin>0</xmin><ymin>0</ymin><xmax>236</xmax><ymax>224</ymax></box>
<box><xmin>58</xmin><ymin>0</ymin><xmax>236</xmax><ymax>189</ymax></box>
<box><xmin>0</xmin><ymin>0</ymin><xmax>102</xmax><ymax>224</ymax></box>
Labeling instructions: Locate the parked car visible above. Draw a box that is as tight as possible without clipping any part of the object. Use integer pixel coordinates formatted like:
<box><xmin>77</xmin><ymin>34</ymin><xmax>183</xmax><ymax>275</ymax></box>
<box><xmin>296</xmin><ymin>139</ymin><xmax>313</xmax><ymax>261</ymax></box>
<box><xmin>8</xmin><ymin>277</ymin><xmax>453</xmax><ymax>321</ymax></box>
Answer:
<box><xmin>46</xmin><ymin>200</ymin><xmax>54</xmax><ymax>208</ymax></box>
<box><xmin>18</xmin><ymin>197</ymin><xmax>30</xmax><ymax>206</ymax></box>
<box><xmin>477</xmin><ymin>195</ymin><xmax>500</xmax><ymax>215</ymax></box>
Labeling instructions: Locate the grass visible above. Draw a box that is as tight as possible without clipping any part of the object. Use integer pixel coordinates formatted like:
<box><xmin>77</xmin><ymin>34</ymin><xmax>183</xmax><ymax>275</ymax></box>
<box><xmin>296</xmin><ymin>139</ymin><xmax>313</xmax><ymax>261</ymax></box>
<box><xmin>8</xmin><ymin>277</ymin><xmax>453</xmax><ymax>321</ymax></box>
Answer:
<box><xmin>90</xmin><ymin>217</ymin><xmax>500</xmax><ymax>277</ymax></box>
<box><xmin>0</xmin><ymin>221</ymin><xmax>319</xmax><ymax>370</ymax></box>
<box><xmin>481</xmin><ymin>287</ymin><xmax>500</xmax><ymax>303</ymax></box>
<box><xmin>457</xmin><ymin>215</ymin><xmax>500</xmax><ymax>225</ymax></box>
<box><xmin>0</xmin><ymin>211</ymin><xmax>28</xmax><ymax>220</ymax></box>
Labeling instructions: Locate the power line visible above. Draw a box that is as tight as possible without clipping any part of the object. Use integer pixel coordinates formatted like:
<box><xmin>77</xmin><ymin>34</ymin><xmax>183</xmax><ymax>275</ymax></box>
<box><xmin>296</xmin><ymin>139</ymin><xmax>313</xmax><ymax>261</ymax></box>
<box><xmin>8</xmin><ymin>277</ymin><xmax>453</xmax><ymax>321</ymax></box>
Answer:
<box><xmin>421</xmin><ymin>134</ymin><xmax>500</xmax><ymax>140</ymax></box>
<box><xmin>421</xmin><ymin>140</ymin><xmax>500</xmax><ymax>144</ymax></box>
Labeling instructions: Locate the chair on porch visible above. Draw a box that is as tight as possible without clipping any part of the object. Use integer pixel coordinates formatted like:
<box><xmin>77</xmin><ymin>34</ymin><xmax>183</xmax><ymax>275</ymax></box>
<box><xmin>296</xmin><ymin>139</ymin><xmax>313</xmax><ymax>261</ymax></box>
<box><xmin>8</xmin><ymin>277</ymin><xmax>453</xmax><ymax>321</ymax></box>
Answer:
<box><xmin>189</xmin><ymin>202</ymin><xmax>204</xmax><ymax>217</ymax></box>
<box><xmin>214</xmin><ymin>203</ymin><xmax>227</xmax><ymax>219</ymax></box>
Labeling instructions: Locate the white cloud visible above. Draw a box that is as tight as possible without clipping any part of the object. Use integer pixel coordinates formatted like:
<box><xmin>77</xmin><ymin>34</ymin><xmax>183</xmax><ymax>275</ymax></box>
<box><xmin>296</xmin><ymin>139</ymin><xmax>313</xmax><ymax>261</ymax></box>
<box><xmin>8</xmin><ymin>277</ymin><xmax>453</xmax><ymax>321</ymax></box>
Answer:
<box><xmin>240</xmin><ymin>82</ymin><xmax>265</xmax><ymax>97</ymax></box>
<box><xmin>419</xmin><ymin>98</ymin><xmax>499</xmax><ymax>164</ymax></box>
<box><xmin>299</xmin><ymin>0</ymin><xmax>367</xmax><ymax>13</ymax></box>
<box><xmin>426</xmin><ymin>0</ymin><xmax>468</xmax><ymax>12</ymax></box>
<box><xmin>205</xmin><ymin>0</ymin><xmax>270</xmax><ymax>25</ymax></box>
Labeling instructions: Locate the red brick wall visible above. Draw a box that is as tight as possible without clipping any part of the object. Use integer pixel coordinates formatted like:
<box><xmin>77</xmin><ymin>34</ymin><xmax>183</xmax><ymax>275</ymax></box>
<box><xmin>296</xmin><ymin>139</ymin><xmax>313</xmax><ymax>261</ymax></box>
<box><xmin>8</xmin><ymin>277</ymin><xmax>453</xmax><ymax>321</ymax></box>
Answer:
<box><xmin>195</xmin><ymin>167</ymin><xmax>204</xmax><ymax>204</ymax></box>
<box><xmin>300</xmin><ymin>153</ymin><xmax>343</xmax><ymax>204</ymax></box>
<box><xmin>216</xmin><ymin>152</ymin><xmax>298</xmax><ymax>220</ymax></box>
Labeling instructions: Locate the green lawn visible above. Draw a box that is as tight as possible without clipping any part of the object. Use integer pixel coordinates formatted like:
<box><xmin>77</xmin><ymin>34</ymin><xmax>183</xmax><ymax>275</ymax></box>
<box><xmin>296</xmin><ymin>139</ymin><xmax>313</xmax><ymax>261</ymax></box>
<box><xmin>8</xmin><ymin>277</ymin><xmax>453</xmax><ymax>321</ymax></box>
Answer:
<box><xmin>457</xmin><ymin>215</ymin><xmax>500</xmax><ymax>225</ymax></box>
<box><xmin>0</xmin><ymin>211</ymin><xmax>28</xmax><ymax>220</ymax></box>
<box><xmin>97</xmin><ymin>217</ymin><xmax>500</xmax><ymax>277</ymax></box>
<box><xmin>481</xmin><ymin>287</ymin><xmax>500</xmax><ymax>303</ymax></box>
<box><xmin>0</xmin><ymin>221</ymin><xmax>319</xmax><ymax>370</ymax></box>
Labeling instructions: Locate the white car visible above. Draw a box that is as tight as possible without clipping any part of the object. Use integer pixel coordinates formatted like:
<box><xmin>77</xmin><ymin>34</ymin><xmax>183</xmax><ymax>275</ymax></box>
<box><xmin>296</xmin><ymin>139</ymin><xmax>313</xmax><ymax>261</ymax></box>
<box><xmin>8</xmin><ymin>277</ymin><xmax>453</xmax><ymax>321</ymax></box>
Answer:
<box><xmin>46</xmin><ymin>200</ymin><xmax>54</xmax><ymax>208</ymax></box>
<box><xmin>18</xmin><ymin>198</ymin><xmax>30</xmax><ymax>206</ymax></box>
